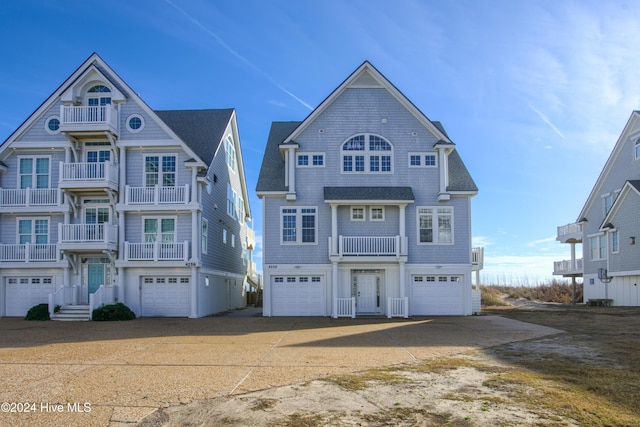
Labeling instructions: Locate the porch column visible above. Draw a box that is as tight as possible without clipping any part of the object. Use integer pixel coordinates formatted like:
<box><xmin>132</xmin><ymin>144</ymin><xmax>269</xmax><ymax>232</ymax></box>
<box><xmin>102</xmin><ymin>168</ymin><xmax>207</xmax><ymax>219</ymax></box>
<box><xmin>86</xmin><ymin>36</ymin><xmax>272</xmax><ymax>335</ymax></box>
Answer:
<box><xmin>117</xmin><ymin>267</ymin><xmax>125</xmax><ymax>303</ymax></box>
<box><xmin>399</xmin><ymin>261</ymin><xmax>406</xmax><ymax>298</ymax></box>
<box><xmin>570</xmin><ymin>243</ymin><xmax>576</xmax><ymax>270</ymax></box>
<box><xmin>288</xmin><ymin>148</ymin><xmax>296</xmax><ymax>193</ymax></box>
<box><xmin>332</xmin><ymin>262</ymin><xmax>338</xmax><ymax>318</ymax></box>
<box><xmin>399</xmin><ymin>204</ymin><xmax>406</xmax><ymax>255</ymax></box>
<box><xmin>331</xmin><ymin>204</ymin><xmax>338</xmax><ymax>256</ymax></box>
<box><xmin>190</xmin><ymin>266</ymin><xmax>198</xmax><ymax>318</ymax></box>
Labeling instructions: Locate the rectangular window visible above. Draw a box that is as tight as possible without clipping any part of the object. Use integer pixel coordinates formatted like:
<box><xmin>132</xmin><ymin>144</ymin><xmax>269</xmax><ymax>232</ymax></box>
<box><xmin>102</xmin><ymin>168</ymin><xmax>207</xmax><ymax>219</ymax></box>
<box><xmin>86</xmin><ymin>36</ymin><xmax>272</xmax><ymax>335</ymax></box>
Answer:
<box><xmin>590</xmin><ymin>235</ymin><xmax>606</xmax><ymax>260</ymax></box>
<box><xmin>343</xmin><ymin>156</ymin><xmax>353</xmax><ymax>172</ymax></box>
<box><xmin>145</xmin><ymin>155</ymin><xmax>176</xmax><ymax>187</ymax></box>
<box><xmin>281</xmin><ymin>207</ymin><xmax>317</xmax><ymax>244</ymax></box>
<box><xmin>612</xmin><ymin>230</ymin><xmax>619</xmax><ymax>254</ymax></box>
<box><xmin>351</xmin><ymin>207</ymin><xmax>365</xmax><ymax>221</ymax></box>
<box><xmin>603</xmin><ymin>194</ymin><xmax>613</xmax><ymax>216</ymax></box>
<box><xmin>227</xmin><ymin>184</ymin><xmax>237</xmax><ymax>218</ymax></box>
<box><xmin>202</xmin><ymin>218</ymin><xmax>208</xmax><ymax>254</ymax></box>
<box><xmin>231</xmin><ymin>234</ymin><xmax>236</xmax><ymax>248</ymax></box>
<box><xmin>18</xmin><ymin>218</ymin><xmax>49</xmax><ymax>244</ymax></box>
<box><xmin>418</xmin><ymin>207</ymin><xmax>453</xmax><ymax>244</ymax></box>
<box><xmin>223</xmin><ymin>229</ymin><xmax>228</xmax><ymax>244</ymax></box>
<box><xmin>355</xmin><ymin>156</ymin><xmax>365</xmax><ymax>172</ymax></box>
<box><xmin>225</xmin><ymin>136</ymin><xmax>236</xmax><ymax>172</ymax></box>
<box><xmin>312</xmin><ymin>155</ymin><xmax>324</xmax><ymax>166</ymax></box>
<box><xmin>370</xmin><ymin>155</ymin><xmax>380</xmax><ymax>172</ymax></box>
<box><xmin>143</xmin><ymin>217</ymin><xmax>175</xmax><ymax>243</ymax></box>
<box><xmin>408</xmin><ymin>153</ymin><xmax>437</xmax><ymax>168</ymax></box>
<box><xmin>19</xmin><ymin>157</ymin><xmax>50</xmax><ymax>189</ymax></box>
<box><xmin>296</xmin><ymin>153</ymin><xmax>324</xmax><ymax>167</ymax></box>
<box><xmin>297</xmin><ymin>155</ymin><xmax>309</xmax><ymax>166</ymax></box>
<box><xmin>370</xmin><ymin>207</ymin><xmax>384</xmax><ymax>221</ymax></box>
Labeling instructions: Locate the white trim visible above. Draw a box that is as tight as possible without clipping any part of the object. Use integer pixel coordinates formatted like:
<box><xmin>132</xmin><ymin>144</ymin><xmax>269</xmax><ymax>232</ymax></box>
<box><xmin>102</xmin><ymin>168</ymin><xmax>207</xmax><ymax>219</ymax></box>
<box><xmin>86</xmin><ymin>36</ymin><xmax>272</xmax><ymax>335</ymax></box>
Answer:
<box><xmin>340</xmin><ymin>133</ymin><xmax>394</xmax><ymax>175</ymax></box>
<box><xmin>296</xmin><ymin>152</ymin><xmax>325</xmax><ymax>168</ymax></box>
<box><xmin>16</xmin><ymin>155</ymin><xmax>51</xmax><ymax>189</ymax></box>
<box><xmin>44</xmin><ymin>115</ymin><xmax>61</xmax><ymax>134</ymax></box>
<box><xmin>416</xmin><ymin>206</ymin><xmax>454</xmax><ymax>245</ymax></box>
<box><xmin>126</xmin><ymin>114</ymin><xmax>145</xmax><ymax>133</ymax></box>
<box><xmin>201</xmin><ymin>218</ymin><xmax>208</xmax><ymax>255</ymax></box>
<box><xmin>369</xmin><ymin>206</ymin><xmax>385</xmax><ymax>221</ymax></box>
<box><xmin>16</xmin><ymin>216</ymin><xmax>50</xmax><ymax>244</ymax></box>
<box><xmin>280</xmin><ymin>206</ymin><xmax>318</xmax><ymax>245</ymax></box>
<box><xmin>408</xmin><ymin>152</ymin><xmax>437</xmax><ymax>168</ymax></box>
<box><xmin>351</xmin><ymin>207</ymin><xmax>365</xmax><ymax>221</ymax></box>
<box><xmin>142</xmin><ymin>215</ymin><xmax>177</xmax><ymax>243</ymax></box>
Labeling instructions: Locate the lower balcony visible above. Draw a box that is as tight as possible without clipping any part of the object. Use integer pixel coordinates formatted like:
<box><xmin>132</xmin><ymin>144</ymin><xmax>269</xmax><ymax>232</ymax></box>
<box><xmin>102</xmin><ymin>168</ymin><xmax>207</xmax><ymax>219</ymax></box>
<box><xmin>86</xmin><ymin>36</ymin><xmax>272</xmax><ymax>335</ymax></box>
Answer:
<box><xmin>124</xmin><ymin>241</ymin><xmax>190</xmax><ymax>261</ymax></box>
<box><xmin>59</xmin><ymin>161</ymin><xmax>119</xmax><ymax>192</ymax></box>
<box><xmin>124</xmin><ymin>185</ymin><xmax>190</xmax><ymax>205</ymax></box>
<box><xmin>0</xmin><ymin>188</ymin><xmax>65</xmax><ymax>208</ymax></box>
<box><xmin>0</xmin><ymin>243</ymin><xmax>59</xmax><ymax>262</ymax></box>
<box><xmin>57</xmin><ymin>223</ymin><xmax>118</xmax><ymax>252</ymax></box>
<box><xmin>329</xmin><ymin>235</ymin><xmax>407</xmax><ymax>260</ymax></box>
<box><xmin>553</xmin><ymin>258</ymin><xmax>583</xmax><ymax>276</ymax></box>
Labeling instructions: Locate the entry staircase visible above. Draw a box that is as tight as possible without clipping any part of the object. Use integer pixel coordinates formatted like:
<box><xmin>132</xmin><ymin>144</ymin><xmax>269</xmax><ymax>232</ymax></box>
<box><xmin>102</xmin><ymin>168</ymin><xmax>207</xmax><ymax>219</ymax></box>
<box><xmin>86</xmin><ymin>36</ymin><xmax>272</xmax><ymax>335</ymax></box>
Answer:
<box><xmin>51</xmin><ymin>305</ymin><xmax>91</xmax><ymax>321</ymax></box>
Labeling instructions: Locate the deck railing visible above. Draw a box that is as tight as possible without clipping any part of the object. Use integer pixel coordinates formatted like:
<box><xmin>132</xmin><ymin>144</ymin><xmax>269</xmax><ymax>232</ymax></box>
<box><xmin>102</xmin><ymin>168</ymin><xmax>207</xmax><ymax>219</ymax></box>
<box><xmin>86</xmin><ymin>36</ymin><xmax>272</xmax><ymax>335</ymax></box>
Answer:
<box><xmin>59</xmin><ymin>161</ymin><xmax>118</xmax><ymax>187</ymax></box>
<box><xmin>59</xmin><ymin>223</ymin><xmax>118</xmax><ymax>244</ymax></box>
<box><xmin>387</xmin><ymin>297</ymin><xmax>408</xmax><ymax>318</ymax></box>
<box><xmin>61</xmin><ymin>105</ymin><xmax>118</xmax><ymax>129</ymax></box>
<box><xmin>553</xmin><ymin>258</ymin><xmax>584</xmax><ymax>275</ymax></box>
<box><xmin>0</xmin><ymin>188</ymin><xmax>62</xmax><ymax>207</ymax></box>
<box><xmin>89</xmin><ymin>285</ymin><xmax>116</xmax><ymax>320</ymax></box>
<box><xmin>336</xmin><ymin>235</ymin><xmax>401</xmax><ymax>257</ymax></box>
<box><xmin>125</xmin><ymin>185</ymin><xmax>190</xmax><ymax>205</ymax></box>
<box><xmin>124</xmin><ymin>241</ymin><xmax>189</xmax><ymax>261</ymax></box>
<box><xmin>0</xmin><ymin>243</ymin><xmax>58</xmax><ymax>262</ymax></box>
<box><xmin>336</xmin><ymin>297</ymin><xmax>356</xmax><ymax>318</ymax></box>
<box><xmin>472</xmin><ymin>247</ymin><xmax>484</xmax><ymax>269</ymax></box>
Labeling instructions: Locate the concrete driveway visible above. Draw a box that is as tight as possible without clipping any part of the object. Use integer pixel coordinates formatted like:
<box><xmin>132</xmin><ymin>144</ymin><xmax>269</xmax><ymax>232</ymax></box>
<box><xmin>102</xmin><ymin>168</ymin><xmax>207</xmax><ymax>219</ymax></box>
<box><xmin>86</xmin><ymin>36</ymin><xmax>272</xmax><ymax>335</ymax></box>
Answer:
<box><xmin>0</xmin><ymin>311</ymin><xmax>561</xmax><ymax>427</ymax></box>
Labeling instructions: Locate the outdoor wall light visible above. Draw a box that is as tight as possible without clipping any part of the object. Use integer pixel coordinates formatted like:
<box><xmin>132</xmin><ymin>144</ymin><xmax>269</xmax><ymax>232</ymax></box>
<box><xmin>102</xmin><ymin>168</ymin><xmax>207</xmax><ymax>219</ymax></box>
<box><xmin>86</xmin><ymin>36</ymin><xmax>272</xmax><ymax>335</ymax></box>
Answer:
<box><xmin>630</xmin><ymin>237</ymin><xmax>636</xmax><ymax>245</ymax></box>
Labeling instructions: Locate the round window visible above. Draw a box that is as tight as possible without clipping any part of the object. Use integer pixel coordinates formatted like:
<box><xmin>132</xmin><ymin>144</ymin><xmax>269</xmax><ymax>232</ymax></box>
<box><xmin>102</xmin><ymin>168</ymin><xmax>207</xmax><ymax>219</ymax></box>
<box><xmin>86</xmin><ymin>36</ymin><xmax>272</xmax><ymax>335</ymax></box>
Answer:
<box><xmin>45</xmin><ymin>116</ymin><xmax>60</xmax><ymax>134</ymax></box>
<box><xmin>127</xmin><ymin>114</ymin><xmax>144</xmax><ymax>133</ymax></box>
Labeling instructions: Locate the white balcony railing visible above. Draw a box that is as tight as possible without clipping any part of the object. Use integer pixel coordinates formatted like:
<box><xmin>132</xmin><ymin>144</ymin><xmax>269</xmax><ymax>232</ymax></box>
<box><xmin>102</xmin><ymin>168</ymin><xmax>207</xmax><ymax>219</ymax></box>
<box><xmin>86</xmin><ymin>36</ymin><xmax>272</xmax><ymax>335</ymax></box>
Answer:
<box><xmin>336</xmin><ymin>297</ymin><xmax>356</xmax><ymax>318</ymax></box>
<box><xmin>0</xmin><ymin>188</ymin><xmax>62</xmax><ymax>207</ymax></box>
<box><xmin>387</xmin><ymin>297</ymin><xmax>408</xmax><ymax>318</ymax></box>
<box><xmin>553</xmin><ymin>258</ymin><xmax>584</xmax><ymax>275</ymax></box>
<box><xmin>60</xmin><ymin>105</ymin><xmax>118</xmax><ymax>130</ymax></box>
<box><xmin>336</xmin><ymin>235</ymin><xmax>402</xmax><ymax>257</ymax></box>
<box><xmin>125</xmin><ymin>185</ymin><xmax>190</xmax><ymax>205</ymax></box>
<box><xmin>124</xmin><ymin>241</ymin><xmax>189</xmax><ymax>261</ymax></box>
<box><xmin>59</xmin><ymin>161</ymin><xmax>118</xmax><ymax>187</ymax></box>
<box><xmin>0</xmin><ymin>243</ymin><xmax>58</xmax><ymax>262</ymax></box>
<box><xmin>557</xmin><ymin>222</ymin><xmax>583</xmax><ymax>243</ymax></box>
<box><xmin>59</xmin><ymin>223</ymin><xmax>118</xmax><ymax>244</ymax></box>
<box><xmin>472</xmin><ymin>247</ymin><xmax>484</xmax><ymax>270</ymax></box>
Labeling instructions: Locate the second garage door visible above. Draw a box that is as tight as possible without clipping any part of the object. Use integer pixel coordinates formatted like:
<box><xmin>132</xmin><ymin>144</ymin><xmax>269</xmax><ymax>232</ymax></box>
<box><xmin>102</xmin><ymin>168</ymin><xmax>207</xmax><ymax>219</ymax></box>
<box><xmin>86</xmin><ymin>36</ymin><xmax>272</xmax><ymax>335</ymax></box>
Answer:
<box><xmin>141</xmin><ymin>276</ymin><xmax>190</xmax><ymax>317</ymax></box>
<box><xmin>271</xmin><ymin>276</ymin><xmax>325</xmax><ymax>316</ymax></box>
<box><xmin>410</xmin><ymin>275</ymin><xmax>464</xmax><ymax>316</ymax></box>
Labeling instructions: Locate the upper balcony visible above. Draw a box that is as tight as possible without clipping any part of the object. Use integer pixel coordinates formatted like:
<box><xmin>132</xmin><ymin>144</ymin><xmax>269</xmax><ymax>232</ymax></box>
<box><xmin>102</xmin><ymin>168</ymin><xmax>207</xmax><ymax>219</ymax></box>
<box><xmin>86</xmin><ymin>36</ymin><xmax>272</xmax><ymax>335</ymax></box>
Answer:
<box><xmin>59</xmin><ymin>105</ymin><xmax>119</xmax><ymax>138</ymax></box>
<box><xmin>0</xmin><ymin>243</ymin><xmax>60</xmax><ymax>263</ymax></box>
<box><xmin>121</xmin><ymin>185</ymin><xmax>190</xmax><ymax>208</ymax></box>
<box><xmin>57</xmin><ymin>223</ymin><xmax>118</xmax><ymax>252</ymax></box>
<box><xmin>557</xmin><ymin>222</ymin><xmax>583</xmax><ymax>244</ymax></box>
<box><xmin>329</xmin><ymin>235</ymin><xmax>408</xmax><ymax>261</ymax></box>
<box><xmin>123</xmin><ymin>241</ymin><xmax>190</xmax><ymax>262</ymax></box>
<box><xmin>553</xmin><ymin>258</ymin><xmax>583</xmax><ymax>277</ymax></box>
<box><xmin>0</xmin><ymin>188</ymin><xmax>67</xmax><ymax>212</ymax></box>
<box><xmin>59</xmin><ymin>161</ymin><xmax>119</xmax><ymax>192</ymax></box>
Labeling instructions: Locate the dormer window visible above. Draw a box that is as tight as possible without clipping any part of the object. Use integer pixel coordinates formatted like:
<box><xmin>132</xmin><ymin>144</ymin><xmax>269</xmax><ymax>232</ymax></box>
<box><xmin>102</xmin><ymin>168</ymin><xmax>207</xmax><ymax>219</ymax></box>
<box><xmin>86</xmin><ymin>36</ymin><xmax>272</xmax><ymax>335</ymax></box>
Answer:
<box><xmin>635</xmin><ymin>138</ymin><xmax>640</xmax><ymax>160</ymax></box>
<box><xmin>342</xmin><ymin>134</ymin><xmax>393</xmax><ymax>173</ymax></box>
<box><xmin>87</xmin><ymin>85</ymin><xmax>111</xmax><ymax>106</ymax></box>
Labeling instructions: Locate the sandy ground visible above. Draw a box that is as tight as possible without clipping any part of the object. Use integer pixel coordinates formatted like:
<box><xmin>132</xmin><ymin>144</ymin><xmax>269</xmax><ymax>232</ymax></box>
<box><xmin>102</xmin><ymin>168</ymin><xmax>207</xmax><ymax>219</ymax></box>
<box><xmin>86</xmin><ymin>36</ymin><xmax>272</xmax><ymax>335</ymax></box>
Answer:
<box><xmin>140</xmin><ymin>303</ymin><xmax>587</xmax><ymax>427</ymax></box>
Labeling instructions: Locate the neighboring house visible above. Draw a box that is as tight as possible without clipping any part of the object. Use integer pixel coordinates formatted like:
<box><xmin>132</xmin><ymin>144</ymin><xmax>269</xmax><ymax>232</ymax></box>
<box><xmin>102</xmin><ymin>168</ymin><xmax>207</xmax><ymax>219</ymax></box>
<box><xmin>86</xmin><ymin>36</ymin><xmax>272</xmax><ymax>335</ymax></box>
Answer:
<box><xmin>554</xmin><ymin>111</ymin><xmax>640</xmax><ymax>306</ymax></box>
<box><xmin>0</xmin><ymin>53</ymin><xmax>257</xmax><ymax>319</ymax></box>
<box><xmin>256</xmin><ymin>61</ymin><xmax>483</xmax><ymax>318</ymax></box>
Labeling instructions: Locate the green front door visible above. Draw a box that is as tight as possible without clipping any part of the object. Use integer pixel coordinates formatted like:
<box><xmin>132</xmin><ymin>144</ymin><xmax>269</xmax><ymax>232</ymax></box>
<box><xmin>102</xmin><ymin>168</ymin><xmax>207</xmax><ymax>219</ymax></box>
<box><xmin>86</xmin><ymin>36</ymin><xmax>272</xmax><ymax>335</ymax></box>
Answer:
<box><xmin>88</xmin><ymin>264</ymin><xmax>104</xmax><ymax>296</ymax></box>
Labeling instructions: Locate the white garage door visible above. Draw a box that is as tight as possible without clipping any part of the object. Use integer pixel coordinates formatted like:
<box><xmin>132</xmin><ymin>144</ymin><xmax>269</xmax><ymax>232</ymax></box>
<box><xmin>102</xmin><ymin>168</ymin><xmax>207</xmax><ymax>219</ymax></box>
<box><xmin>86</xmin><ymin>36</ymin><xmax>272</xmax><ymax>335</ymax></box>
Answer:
<box><xmin>5</xmin><ymin>277</ymin><xmax>54</xmax><ymax>317</ymax></box>
<box><xmin>410</xmin><ymin>275</ymin><xmax>464</xmax><ymax>315</ymax></box>
<box><xmin>271</xmin><ymin>276</ymin><xmax>325</xmax><ymax>316</ymax></box>
<box><xmin>141</xmin><ymin>277</ymin><xmax>190</xmax><ymax>317</ymax></box>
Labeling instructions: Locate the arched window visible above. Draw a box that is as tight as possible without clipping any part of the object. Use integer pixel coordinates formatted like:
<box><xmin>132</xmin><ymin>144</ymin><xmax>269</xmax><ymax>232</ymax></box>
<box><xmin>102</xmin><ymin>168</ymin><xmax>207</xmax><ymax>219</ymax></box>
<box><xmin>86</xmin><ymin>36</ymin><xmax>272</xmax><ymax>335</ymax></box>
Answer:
<box><xmin>86</xmin><ymin>85</ymin><xmax>111</xmax><ymax>106</ymax></box>
<box><xmin>341</xmin><ymin>134</ymin><xmax>393</xmax><ymax>173</ymax></box>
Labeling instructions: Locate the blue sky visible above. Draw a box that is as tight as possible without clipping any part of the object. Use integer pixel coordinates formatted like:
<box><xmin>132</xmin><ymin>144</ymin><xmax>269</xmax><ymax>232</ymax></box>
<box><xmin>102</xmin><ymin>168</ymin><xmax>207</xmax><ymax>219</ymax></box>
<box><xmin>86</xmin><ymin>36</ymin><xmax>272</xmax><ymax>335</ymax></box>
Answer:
<box><xmin>2</xmin><ymin>0</ymin><xmax>640</xmax><ymax>284</ymax></box>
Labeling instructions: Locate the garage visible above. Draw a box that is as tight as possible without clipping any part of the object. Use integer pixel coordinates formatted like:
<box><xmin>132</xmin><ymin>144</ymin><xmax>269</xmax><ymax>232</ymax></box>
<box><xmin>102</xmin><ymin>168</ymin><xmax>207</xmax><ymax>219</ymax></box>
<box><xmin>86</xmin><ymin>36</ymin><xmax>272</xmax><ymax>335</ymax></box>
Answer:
<box><xmin>5</xmin><ymin>277</ymin><xmax>54</xmax><ymax>317</ymax></box>
<box><xmin>271</xmin><ymin>276</ymin><xmax>325</xmax><ymax>316</ymax></box>
<box><xmin>141</xmin><ymin>276</ymin><xmax>190</xmax><ymax>317</ymax></box>
<box><xmin>410</xmin><ymin>275</ymin><xmax>464</xmax><ymax>315</ymax></box>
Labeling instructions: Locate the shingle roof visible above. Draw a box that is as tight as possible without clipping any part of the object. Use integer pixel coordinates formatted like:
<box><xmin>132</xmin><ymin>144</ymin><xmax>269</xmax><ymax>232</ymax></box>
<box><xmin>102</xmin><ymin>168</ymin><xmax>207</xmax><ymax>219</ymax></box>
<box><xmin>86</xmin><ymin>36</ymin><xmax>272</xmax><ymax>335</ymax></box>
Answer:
<box><xmin>447</xmin><ymin>150</ymin><xmax>478</xmax><ymax>192</ymax></box>
<box><xmin>155</xmin><ymin>109</ymin><xmax>234</xmax><ymax>165</ymax></box>
<box><xmin>627</xmin><ymin>180</ymin><xmax>640</xmax><ymax>192</ymax></box>
<box><xmin>324</xmin><ymin>187</ymin><xmax>415</xmax><ymax>201</ymax></box>
<box><xmin>256</xmin><ymin>121</ymin><xmax>301</xmax><ymax>192</ymax></box>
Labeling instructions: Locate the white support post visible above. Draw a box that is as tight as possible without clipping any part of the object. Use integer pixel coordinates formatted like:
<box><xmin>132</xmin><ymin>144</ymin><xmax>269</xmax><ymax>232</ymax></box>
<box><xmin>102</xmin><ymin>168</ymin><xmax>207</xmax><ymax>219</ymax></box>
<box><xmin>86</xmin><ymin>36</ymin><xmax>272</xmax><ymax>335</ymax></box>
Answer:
<box><xmin>332</xmin><ymin>262</ymin><xmax>338</xmax><ymax>318</ymax></box>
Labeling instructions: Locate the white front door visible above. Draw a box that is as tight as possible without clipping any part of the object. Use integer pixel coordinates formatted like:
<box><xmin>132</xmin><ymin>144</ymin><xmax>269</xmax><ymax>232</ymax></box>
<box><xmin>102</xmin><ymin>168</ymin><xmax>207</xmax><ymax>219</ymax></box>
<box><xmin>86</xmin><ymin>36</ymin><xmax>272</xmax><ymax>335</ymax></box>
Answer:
<box><xmin>357</xmin><ymin>274</ymin><xmax>378</xmax><ymax>313</ymax></box>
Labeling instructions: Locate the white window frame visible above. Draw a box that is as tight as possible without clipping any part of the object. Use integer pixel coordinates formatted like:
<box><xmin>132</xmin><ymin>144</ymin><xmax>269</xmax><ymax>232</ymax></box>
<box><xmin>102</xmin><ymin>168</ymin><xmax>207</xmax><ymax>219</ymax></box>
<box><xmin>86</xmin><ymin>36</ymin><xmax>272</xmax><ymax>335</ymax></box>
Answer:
<box><xmin>370</xmin><ymin>206</ymin><xmax>385</xmax><ymax>221</ymax></box>
<box><xmin>227</xmin><ymin>184</ymin><xmax>238</xmax><ymax>219</ymax></box>
<box><xmin>341</xmin><ymin>134</ymin><xmax>393</xmax><ymax>174</ymax></box>
<box><xmin>142</xmin><ymin>216</ymin><xmax>177</xmax><ymax>243</ymax></box>
<box><xmin>351</xmin><ymin>207</ymin><xmax>365</xmax><ymax>221</ymax></box>
<box><xmin>144</xmin><ymin>154</ymin><xmax>177</xmax><ymax>187</ymax></box>
<box><xmin>611</xmin><ymin>230</ymin><xmax>619</xmax><ymax>254</ymax></box>
<box><xmin>18</xmin><ymin>156</ymin><xmax>51</xmax><ymax>189</ymax></box>
<box><xmin>408</xmin><ymin>152</ymin><xmax>437</xmax><ymax>168</ymax></box>
<box><xmin>17</xmin><ymin>217</ymin><xmax>50</xmax><ymax>244</ymax></box>
<box><xmin>296</xmin><ymin>152</ymin><xmax>325</xmax><ymax>168</ymax></box>
<box><xmin>202</xmin><ymin>218</ymin><xmax>208</xmax><ymax>254</ymax></box>
<box><xmin>231</xmin><ymin>234</ymin><xmax>236</xmax><ymax>248</ymax></box>
<box><xmin>417</xmin><ymin>206</ymin><xmax>454</xmax><ymax>245</ymax></box>
<box><xmin>223</xmin><ymin>229</ymin><xmax>228</xmax><ymax>244</ymax></box>
<box><xmin>126</xmin><ymin>114</ymin><xmax>145</xmax><ymax>133</ymax></box>
<box><xmin>589</xmin><ymin>234</ymin><xmax>606</xmax><ymax>260</ymax></box>
<box><xmin>225</xmin><ymin>135</ymin><xmax>236</xmax><ymax>173</ymax></box>
<box><xmin>602</xmin><ymin>193</ymin><xmax>613</xmax><ymax>216</ymax></box>
<box><xmin>636</xmin><ymin>138</ymin><xmax>640</xmax><ymax>160</ymax></box>
<box><xmin>280</xmin><ymin>206</ymin><xmax>318</xmax><ymax>245</ymax></box>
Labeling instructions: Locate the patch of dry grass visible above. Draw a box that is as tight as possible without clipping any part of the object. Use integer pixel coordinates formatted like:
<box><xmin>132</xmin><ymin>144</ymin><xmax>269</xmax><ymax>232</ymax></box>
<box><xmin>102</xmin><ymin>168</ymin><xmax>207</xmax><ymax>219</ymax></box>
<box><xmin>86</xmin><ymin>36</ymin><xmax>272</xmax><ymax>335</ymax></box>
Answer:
<box><xmin>324</xmin><ymin>368</ymin><xmax>409</xmax><ymax>391</ymax></box>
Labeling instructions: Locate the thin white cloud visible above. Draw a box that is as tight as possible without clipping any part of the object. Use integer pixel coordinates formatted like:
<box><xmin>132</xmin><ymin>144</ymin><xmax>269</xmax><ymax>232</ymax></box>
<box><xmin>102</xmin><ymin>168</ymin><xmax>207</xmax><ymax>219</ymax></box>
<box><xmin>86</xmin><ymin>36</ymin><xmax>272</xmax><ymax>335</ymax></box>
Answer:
<box><xmin>164</xmin><ymin>0</ymin><xmax>313</xmax><ymax>111</ymax></box>
<box><xmin>527</xmin><ymin>236</ymin><xmax>557</xmax><ymax>247</ymax></box>
<box><xmin>527</xmin><ymin>103</ymin><xmax>565</xmax><ymax>138</ymax></box>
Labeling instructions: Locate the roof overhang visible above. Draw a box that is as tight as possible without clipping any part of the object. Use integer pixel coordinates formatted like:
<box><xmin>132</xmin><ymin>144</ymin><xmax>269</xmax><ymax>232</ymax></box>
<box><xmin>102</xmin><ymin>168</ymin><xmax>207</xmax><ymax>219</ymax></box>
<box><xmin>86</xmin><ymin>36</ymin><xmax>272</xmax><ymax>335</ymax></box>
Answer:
<box><xmin>324</xmin><ymin>186</ymin><xmax>415</xmax><ymax>205</ymax></box>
